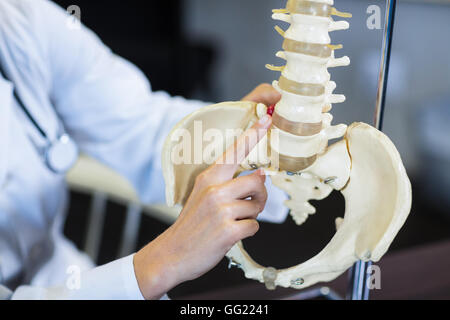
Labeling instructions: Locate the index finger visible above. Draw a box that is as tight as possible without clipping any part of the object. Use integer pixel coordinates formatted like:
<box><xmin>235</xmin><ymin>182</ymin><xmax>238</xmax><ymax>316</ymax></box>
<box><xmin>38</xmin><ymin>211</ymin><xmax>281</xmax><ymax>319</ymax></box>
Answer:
<box><xmin>241</xmin><ymin>83</ymin><xmax>281</xmax><ymax>106</ymax></box>
<box><xmin>212</xmin><ymin>114</ymin><xmax>272</xmax><ymax>180</ymax></box>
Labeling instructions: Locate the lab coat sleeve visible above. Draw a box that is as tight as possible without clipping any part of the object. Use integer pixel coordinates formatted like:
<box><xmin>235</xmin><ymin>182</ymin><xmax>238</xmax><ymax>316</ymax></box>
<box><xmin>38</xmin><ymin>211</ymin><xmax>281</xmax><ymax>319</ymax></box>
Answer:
<box><xmin>9</xmin><ymin>254</ymin><xmax>145</xmax><ymax>300</ymax></box>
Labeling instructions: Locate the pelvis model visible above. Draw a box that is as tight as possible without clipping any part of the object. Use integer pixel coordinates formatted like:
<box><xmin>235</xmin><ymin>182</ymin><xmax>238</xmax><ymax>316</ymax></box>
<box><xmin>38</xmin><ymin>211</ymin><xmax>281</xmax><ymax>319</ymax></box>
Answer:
<box><xmin>162</xmin><ymin>0</ymin><xmax>412</xmax><ymax>290</ymax></box>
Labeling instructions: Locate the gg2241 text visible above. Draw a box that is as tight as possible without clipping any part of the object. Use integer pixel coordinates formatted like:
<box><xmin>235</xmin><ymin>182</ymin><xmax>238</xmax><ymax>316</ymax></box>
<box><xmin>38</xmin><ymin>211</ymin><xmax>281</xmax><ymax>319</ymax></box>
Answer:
<box><xmin>179</xmin><ymin>304</ymin><xmax>269</xmax><ymax>317</ymax></box>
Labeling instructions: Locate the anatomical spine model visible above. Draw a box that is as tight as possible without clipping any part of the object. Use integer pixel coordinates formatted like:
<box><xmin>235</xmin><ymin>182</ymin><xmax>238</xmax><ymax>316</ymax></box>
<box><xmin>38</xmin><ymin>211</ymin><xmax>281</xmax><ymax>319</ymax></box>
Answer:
<box><xmin>162</xmin><ymin>0</ymin><xmax>412</xmax><ymax>290</ymax></box>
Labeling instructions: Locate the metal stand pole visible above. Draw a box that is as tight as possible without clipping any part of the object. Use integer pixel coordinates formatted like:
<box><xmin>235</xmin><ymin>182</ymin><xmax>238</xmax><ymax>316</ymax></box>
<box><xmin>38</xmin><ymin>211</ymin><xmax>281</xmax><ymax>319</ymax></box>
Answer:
<box><xmin>374</xmin><ymin>0</ymin><xmax>397</xmax><ymax>131</ymax></box>
<box><xmin>348</xmin><ymin>261</ymin><xmax>372</xmax><ymax>300</ymax></box>
<box><xmin>348</xmin><ymin>0</ymin><xmax>397</xmax><ymax>300</ymax></box>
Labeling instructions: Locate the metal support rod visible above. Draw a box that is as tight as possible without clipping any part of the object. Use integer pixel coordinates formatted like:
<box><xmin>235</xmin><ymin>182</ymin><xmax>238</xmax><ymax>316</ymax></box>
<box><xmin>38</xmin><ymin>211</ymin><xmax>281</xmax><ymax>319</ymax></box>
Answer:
<box><xmin>374</xmin><ymin>0</ymin><xmax>397</xmax><ymax>131</ymax></box>
<box><xmin>348</xmin><ymin>261</ymin><xmax>372</xmax><ymax>300</ymax></box>
<box><xmin>348</xmin><ymin>0</ymin><xmax>397</xmax><ymax>300</ymax></box>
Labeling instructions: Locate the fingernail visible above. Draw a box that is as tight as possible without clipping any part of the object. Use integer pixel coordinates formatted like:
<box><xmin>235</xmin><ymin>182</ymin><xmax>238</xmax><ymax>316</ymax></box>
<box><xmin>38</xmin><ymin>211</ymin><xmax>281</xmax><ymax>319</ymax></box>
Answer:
<box><xmin>258</xmin><ymin>114</ymin><xmax>270</xmax><ymax>125</ymax></box>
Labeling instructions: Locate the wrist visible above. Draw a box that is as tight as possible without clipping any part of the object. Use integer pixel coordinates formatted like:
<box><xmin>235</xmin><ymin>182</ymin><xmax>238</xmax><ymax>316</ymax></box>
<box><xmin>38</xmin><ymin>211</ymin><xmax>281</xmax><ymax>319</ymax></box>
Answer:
<box><xmin>133</xmin><ymin>241</ymin><xmax>180</xmax><ymax>300</ymax></box>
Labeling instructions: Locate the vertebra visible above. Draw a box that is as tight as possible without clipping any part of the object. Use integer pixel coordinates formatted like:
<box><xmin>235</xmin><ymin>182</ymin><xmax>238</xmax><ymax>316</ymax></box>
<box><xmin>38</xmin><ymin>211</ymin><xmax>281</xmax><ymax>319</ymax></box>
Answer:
<box><xmin>267</xmin><ymin>0</ymin><xmax>351</xmax><ymax>172</ymax></box>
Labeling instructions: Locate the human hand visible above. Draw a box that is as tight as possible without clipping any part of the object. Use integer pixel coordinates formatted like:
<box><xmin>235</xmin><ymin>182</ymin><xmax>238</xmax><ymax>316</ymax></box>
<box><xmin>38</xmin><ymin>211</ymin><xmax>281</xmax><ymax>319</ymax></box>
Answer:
<box><xmin>242</xmin><ymin>83</ymin><xmax>281</xmax><ymax>106</ymax></box>
<box><xmin>134</xmin><ymin>114</ymin><xmax>273</xmax><ymax>299</ymax></box>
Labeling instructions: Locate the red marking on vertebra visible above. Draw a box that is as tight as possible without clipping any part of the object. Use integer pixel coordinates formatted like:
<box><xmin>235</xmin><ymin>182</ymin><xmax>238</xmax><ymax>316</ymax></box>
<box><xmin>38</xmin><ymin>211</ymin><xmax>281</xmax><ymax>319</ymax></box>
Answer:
<box><xmin>267</xmin><ymin>104</ymin><xmax>275</xmax><ymax>116</ymax></box>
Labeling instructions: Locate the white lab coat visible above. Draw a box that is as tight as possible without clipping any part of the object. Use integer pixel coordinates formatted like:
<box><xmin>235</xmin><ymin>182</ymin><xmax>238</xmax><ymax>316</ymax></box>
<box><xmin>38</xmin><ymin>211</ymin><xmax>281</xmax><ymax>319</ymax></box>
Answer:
<box><xmin>0</xmin><ymin>0</ymin><xmax>287</xmax><ymax>299</ymax></box>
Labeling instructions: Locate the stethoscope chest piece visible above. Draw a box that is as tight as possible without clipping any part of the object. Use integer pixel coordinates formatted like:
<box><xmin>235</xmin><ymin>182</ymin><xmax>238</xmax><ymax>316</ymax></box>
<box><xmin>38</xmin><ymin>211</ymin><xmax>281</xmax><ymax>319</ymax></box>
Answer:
<box><xmin>0</xmin><ymin>59</ymin><xmax>79</xmax><ymax>175</ymax></box>
<box><xmin>44</xmin><ymin>134</ymin><xmax>79</xmax><ymax>174</ymax></box>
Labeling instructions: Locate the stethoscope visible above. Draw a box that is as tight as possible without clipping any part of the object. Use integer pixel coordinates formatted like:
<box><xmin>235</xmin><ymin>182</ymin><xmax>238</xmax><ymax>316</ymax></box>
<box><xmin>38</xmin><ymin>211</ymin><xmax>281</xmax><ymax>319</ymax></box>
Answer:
<box><xmin>0</xmin><ymin>61</ymin><xmax>78</xmax><ymax>174</ymax></box>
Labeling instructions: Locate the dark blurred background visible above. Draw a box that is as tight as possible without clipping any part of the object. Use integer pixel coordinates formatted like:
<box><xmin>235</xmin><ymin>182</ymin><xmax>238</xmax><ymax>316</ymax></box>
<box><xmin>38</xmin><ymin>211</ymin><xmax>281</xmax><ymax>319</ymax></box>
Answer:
<box><xmin>52</xmin><ymin>0</ymin><xmax>450</xmax><ymax>299</ymax></box>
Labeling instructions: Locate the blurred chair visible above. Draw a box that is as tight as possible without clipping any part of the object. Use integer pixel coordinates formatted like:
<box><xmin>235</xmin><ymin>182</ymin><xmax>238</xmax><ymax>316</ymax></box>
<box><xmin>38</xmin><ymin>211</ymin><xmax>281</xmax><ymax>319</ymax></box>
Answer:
<box><xmin>66</xmin><ymin>155</ymin><xmax>180</xmax><ymax>263</ymax></box>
